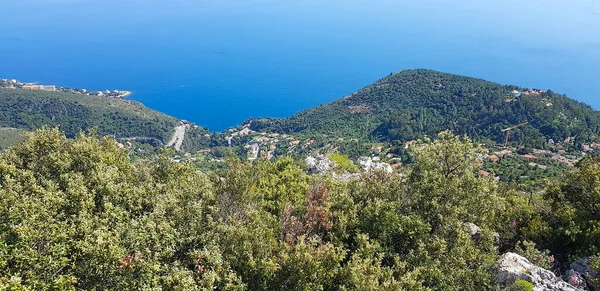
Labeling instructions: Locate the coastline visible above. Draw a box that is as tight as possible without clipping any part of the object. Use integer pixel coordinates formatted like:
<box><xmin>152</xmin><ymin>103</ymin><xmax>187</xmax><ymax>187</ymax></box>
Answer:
<box><xmin>118</xmin><ymin>91</ymin><xmax>132</xmax><ymax>98</ymax></box>
<box><xmin>1</xmin><ymin>78</ymin><xmax>133</xmax><ymax>99</ymax></box>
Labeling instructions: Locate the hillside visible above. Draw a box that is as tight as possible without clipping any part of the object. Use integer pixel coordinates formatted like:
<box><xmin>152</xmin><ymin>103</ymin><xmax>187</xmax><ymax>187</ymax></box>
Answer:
<box><xmin>2</xmin><ymin>128</ymin><xmax>599</xmax><ymax>290</ymax></box>
<box><xmin>250</xmin><ymin>69</ymin><xmax>600</xmax><ymax>148</ymax></box>
<box><xmin>0</xmin><ymin>88</ymin><xmax>179</xmax><ymax>143</ymax></box>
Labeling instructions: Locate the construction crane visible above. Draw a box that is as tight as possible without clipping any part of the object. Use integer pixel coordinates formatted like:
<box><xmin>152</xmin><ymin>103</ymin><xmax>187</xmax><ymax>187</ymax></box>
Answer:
<box><xmin>501</xmin><ymin>122</ymin><xmax>529</xmax><ymax>148</ymax></box>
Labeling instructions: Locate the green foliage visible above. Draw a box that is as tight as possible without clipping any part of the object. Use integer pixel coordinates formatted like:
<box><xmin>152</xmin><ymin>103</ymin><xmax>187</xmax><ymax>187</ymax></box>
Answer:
<box><xmin>341</xmin><ymin>234</ymin><xmax>429</xmax><ymax>291</ymax></box>
<box><xmin>251</xmin><ymin>69</ymin><xmax>600</xmax><ymax>153</ymax></box>
<box><xmin>514</xmin><ymin>241</ymin><xmax>553</xmax><ymax>269</ymax></box>
<box><xmin>3</xmin><ymin>128</ymin><xmax>600</xmax><ymax>290</ymax></box>
<box><xmin>505</xmin><ymin>280</ymin><xmax>534</xmax><ymax>291</ymax></box>
<box><xmin>407</xmin><ymin>132</ymin><xmax>501</xmax><ymax>229</ymax></box>
<box><xmin>0</xmin><ymin>128</ymin><xmax>218</xmax><ymax>290</ymax></box>
<box><xmin>591</xmin><ymin>257</ymin><xmax>600</xmax><ymax>286</ymax></box>
<box><xmin>543</xmin><ymin>163</ymin><xmax>600</xmax><ymax>258</ymax></box>
<box><xmin>486</xmin><ymin>154</ymin><xmax>571</xmax><ymax>182</ymax></box>
<box><xmin>329</xmin><ymin>153</ymin><xmax>360</xmax><ymax>173</ymax></box>
<box><xmin>180</xmin><ymin>126</ymin><xmax>212</xmax><ymax>152</ymax></box>
<box><xmin>0</xmin><ymin>88</ymin><xmax>179</xmax><ymax>143</ymax></box>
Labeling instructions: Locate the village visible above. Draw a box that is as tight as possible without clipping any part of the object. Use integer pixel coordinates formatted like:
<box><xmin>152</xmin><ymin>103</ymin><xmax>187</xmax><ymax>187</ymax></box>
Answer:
<box><xmin>0</xmin><ymin>78</ymin><xmax>131</xmax><ymax>98</ymax></box>
<box><xmin>165</xmin><ymin>117</ymin><xmax>600</xmax><ymax>183</ymax></box>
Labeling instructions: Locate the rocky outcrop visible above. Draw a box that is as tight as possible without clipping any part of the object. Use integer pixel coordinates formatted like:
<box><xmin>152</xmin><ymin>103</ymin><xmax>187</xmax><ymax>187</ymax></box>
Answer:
<box><xmin>569</xmin><ymin>257</ymin><xmax>599</xmax><ymax>290</ymax></box>
<box><xmin>495</xmin><ymin>252</ymin><xmax>583</xmax><ymax>291</ymax></box>
<box><xmin>358</xmin><ymin>157</ymin><xmax>393</xmax><ymax>174</ymax></box>
<box><xmin>305</xmin><ymin>155</ymin><xmax>333</xmax><ymax>174</ymax></box>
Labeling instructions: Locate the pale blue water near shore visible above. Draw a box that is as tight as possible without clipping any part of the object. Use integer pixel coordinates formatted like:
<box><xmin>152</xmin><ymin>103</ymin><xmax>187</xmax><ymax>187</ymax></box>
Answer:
<box><xmin>1</xmin><ymin>0</ymin><xmax>599</xmax><ymax>131</ymax></box>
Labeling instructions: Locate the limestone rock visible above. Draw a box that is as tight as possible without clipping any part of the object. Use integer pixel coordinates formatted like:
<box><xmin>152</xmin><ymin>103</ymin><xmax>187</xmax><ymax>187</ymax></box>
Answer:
<box><xmin>358</xmin><ymin>157</ymin><xmax>393</xmax><ymax>174</ymax></box>
<box><xmin>305</xmin><ymin>155</ymin><xmax>333</xmax><ymax>174</ymax></box>
<box><xmin>358</xmin><ymin>157</ymin><xmax>372</xmax><ymax>172</ymax></box>
<box><xmin>495</xmin><ymin>252</ymin><xmax>583</xmax><ymax>291</ymax></box>
<box><xmin>305</xmin><ymin>156</ymin><xmax>317</xmax><ymax>169</ymax></box>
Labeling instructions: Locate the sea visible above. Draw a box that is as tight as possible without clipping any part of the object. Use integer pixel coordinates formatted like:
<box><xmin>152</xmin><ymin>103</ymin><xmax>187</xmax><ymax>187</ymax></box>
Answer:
<box><xmin>1</xmin><ymin>0</ymin><xmax>599</xmax><ymax>131</ymax></box>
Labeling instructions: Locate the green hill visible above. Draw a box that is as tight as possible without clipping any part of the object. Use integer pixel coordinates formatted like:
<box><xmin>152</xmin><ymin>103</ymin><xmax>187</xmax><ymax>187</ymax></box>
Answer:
<box><xmin>250</xmin><ymin>69</ymin><xmax>600</xmax><ymax>148</ymax></box>
<box><xmin>0</xmin><ymin>88</ymin><xmax>179</xmax><ymax>143</ymax></box>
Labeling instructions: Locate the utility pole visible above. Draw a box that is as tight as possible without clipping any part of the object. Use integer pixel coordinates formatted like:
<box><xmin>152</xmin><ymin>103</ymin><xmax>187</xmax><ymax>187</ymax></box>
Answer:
<box><xmin>501</xmin><ymin>122</ymin><xmax>529</xmax><ymax>148</ymax></box>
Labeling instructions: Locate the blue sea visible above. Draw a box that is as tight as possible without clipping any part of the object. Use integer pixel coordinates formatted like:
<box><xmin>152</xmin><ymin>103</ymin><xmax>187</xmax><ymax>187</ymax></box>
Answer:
<box><xmin>1</xmin><ymin>0</ymin><xmax>599</xmax><ymax>131</ymax></box>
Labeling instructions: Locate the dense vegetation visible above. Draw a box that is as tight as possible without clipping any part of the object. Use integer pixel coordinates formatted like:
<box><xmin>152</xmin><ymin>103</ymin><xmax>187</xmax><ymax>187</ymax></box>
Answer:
<box><xmin>1</xmin><ymin>129</ymin><xmax>599</xmax><ymax>290</ymax></box>
<box><xmin>250</xmin><ymin>70</ymin><xmax>600</xmax><ymax>149</ymax></box>
<box><xmin>0</xmin><ymin>88</ymin><xmax>179</xmax><ymax>142</ymax></box>
<box><xmin>0</xmin><ymin>128</ymin><xmax>28</xmax><ymax>150</ymax></box>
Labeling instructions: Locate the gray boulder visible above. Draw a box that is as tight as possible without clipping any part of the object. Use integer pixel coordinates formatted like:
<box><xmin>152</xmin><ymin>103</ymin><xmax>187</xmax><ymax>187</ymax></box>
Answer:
<box><xmin>496</xmin><ymin>252</ymin><xmax>583</xmax><ymax>291</ymax></box>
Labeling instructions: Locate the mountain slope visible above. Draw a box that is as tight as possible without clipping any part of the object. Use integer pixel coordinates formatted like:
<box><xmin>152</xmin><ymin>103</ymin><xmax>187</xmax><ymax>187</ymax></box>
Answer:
<box><xmin>0</xmin><ymin>88</ymin><xmax>179</xmax><ymax>143</ymax></box>
<box><xmin>250</xmin><ymin>69</ymin><xmax>600</xmax><ymax>148</ymax></box>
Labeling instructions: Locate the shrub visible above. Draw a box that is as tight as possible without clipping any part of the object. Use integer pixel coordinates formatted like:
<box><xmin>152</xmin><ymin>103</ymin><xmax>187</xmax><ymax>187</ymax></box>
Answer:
<box><xmin>512</xmin><ymin>280</ymin><xmax>534</xmax><ymax>291</ymax></box>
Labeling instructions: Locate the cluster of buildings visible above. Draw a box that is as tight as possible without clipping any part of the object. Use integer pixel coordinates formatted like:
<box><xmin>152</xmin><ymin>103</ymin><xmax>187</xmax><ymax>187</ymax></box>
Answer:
<box><xmin>0</xmin><ymin>78</ymin><xmax>22</xmax><ymax>89</ymax></box>
<box><xmin>0</xmin><ymin>78</ymin><xmax>131</xmax><ymax>98</ymax></box>
<box><xmin>508</xmin><ymin>89</ymin><xmax>550</xmax><ymax>104</ymax></box>
<box><xmin>581</xmin><ymin>142</ymin><xmax>600</xmax><ymax>153</ymax></box>
<box><xmin>1</xmin><ymin>78</ymin><xmax>57</xmax><ymax>91</ymax></box>
<box><xmin>22</xmin><ymin>84</ymin><xmax>56</xmax><ymax>91</ymax></box>
<box><xmin>225</xmin><ymin>122</ymin><xmax>323</xmax><ymax>161</ymax></box>
<box><xmin>84</xmin><ymin>89</ymin><xmax>131</xmax><ymax>98</ymax></box>
<box><xmin>479</xmin><ymin>144</ymin><xmax>583</xmax><ymax>169</ymax></box>
<box><xmin>225</xmin><ymin>125</ymin><xmax>283</xmax><ymax>160</ymax></box>
<box><xmin>511</xmin><ymin>89</ymin><xmax>546</xmax><ymax>97</ymax></box>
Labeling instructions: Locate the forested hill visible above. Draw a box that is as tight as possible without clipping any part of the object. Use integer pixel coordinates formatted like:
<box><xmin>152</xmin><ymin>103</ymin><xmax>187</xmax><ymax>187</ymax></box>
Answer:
<box><xmin>0</xmin><ymin>88</ymin><xmax>179</xmax><ymax>143</ymax></box>
<box><xmin>250</xmin><ymin>69</ymin><xmax>600</xmax><ymax>148</ymax></box>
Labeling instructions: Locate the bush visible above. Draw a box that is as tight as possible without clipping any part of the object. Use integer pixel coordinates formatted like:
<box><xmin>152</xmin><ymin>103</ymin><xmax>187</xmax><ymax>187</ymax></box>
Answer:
<box><xmin>503</xmin><ymin>280</ymin><xmax>535</xmax><ymax>291</ymax></box>
<box><xmin>515</xmin><ymin>241</ymin><xmax>553</xmax><ymax>270</ymax></box>
<box><xmin>328</xmin><ymin>153</ymin><xmax>359</xmax><ymax>173</ymax></box>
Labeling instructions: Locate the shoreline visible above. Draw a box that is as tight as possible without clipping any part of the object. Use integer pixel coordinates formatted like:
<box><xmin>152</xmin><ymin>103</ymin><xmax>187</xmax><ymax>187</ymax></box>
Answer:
<box><xmin>117</xmin><ymin>91</ymin><xmax>132</xmax><ymax>98</ymax></box>
<box><xmin>1</xmin><ymin>78</ymin><xmax>133</xmax><ymax>99</ymax></box>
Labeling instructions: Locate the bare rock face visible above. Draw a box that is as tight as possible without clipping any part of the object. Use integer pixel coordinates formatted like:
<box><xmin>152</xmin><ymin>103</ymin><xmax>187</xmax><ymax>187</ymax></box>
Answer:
<box><xmin>305</xmin><ymin>155</ymin><xmax>333</xmax><ymax>174</ymax></box>
<box><xmin>358</xmin><ymin>157</ymin><xmax>393</xmax><ymax>174</ymax></box>
<box><xmin>495</xmin><ymin>253</ymin><xmax>583</xmax><ymax>291</ymax></box>
<box><xmin>305</xmin><ymin>156</ymin><xmax>317</xmax><ymax>169</ymax></box>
